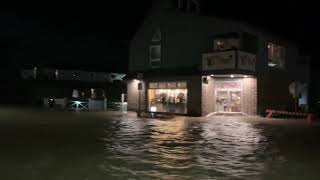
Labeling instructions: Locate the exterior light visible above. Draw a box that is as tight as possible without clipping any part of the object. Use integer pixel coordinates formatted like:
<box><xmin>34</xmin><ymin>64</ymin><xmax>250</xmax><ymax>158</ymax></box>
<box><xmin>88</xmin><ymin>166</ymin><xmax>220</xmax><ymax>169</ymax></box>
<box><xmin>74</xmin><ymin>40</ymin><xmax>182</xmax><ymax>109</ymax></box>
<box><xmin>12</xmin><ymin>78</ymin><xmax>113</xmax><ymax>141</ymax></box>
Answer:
<box><xmin>230</xmin><ymin>74</ymin><xmax>234</xmax><ymax>78</ymax></box>
<box><xmin>75</xmin><ymin>101</ymin><xmax>81</xmax><ymax>105</ymax></box>
<box><xmin>150</xmin><ymin>106</ymin><xmax>157</xmax><ymax>112</ymax></box>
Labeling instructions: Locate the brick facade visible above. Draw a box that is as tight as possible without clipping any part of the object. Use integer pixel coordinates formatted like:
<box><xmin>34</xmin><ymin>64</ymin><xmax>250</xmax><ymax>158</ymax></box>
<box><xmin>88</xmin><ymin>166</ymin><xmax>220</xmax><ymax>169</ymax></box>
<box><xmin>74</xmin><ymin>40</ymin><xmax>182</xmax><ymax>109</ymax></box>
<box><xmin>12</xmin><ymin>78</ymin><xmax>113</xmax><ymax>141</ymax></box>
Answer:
<box><xmin>201</xmin><ymin>77</ymin><xmax>215</xmax><ymax>116</ymax></box>
<box><xmin>201</xmin><ymin>76</ymin><xmax>257</xmax><ymax>116</ymax></box>
<box><xmin>127</xmin><ymin>80</ymin><xmax>146</xmax><ymax>112</ymax></box>
<box><xmin>242</xmin><ymin>77</ymin><xmax>257</xmax><ymax>115</ymax></box>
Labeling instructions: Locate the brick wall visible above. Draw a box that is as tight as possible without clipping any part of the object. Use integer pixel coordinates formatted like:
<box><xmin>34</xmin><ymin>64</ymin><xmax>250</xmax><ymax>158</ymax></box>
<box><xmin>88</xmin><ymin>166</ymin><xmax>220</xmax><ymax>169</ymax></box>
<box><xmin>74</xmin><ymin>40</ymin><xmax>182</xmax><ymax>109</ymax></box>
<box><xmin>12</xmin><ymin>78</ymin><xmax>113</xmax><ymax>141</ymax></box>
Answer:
<box><xmin>242</xmin><ymin>77</ymin><xmax>257</xmax><ymax>115</ymax></box>
<box><xmin>127</xmin><ymin>80</ymin><xmax>146</xmax><ymax>112</ymax></box>
<box><xmin>186</xmin><ymin>76</ymin><xmax>202</xmax><ymax>116</ymax></box>
<box><xmin>202</xmin><ymin>77</ymin><xmax>215</xmax><ymax>116</ymax></box>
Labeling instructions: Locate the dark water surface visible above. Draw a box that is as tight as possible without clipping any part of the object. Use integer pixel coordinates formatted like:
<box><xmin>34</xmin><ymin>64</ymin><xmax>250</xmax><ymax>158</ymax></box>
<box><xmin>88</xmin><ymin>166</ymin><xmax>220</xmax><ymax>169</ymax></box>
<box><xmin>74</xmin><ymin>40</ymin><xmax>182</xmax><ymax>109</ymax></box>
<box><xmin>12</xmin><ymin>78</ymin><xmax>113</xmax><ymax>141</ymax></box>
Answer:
<box><xmin>1</xmin><ymin>109</ymin><xmax>320</xmax><ymax>180</ymax></box>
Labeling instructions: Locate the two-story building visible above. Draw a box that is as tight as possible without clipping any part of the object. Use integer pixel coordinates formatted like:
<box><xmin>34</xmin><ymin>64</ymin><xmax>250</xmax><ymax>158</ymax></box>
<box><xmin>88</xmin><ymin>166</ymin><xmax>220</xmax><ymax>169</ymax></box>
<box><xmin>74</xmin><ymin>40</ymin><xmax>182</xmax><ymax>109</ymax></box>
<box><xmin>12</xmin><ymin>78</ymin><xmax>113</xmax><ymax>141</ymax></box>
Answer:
<box><xmin>127</xmin><ymin>0</ymin><xmax>310</xmax><ymax>116</ymax></box>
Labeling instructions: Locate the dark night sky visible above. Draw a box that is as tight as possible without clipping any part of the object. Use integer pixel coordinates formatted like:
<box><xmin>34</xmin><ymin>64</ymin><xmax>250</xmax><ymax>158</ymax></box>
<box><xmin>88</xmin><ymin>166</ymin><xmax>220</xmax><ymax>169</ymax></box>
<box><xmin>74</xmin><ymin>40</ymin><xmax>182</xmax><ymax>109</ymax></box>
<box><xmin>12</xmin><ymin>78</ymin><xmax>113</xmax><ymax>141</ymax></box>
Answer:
<box><xmin>1</xmin><ymin>0</ymin><xmax>319</xmax><ymax>73</ymax></box>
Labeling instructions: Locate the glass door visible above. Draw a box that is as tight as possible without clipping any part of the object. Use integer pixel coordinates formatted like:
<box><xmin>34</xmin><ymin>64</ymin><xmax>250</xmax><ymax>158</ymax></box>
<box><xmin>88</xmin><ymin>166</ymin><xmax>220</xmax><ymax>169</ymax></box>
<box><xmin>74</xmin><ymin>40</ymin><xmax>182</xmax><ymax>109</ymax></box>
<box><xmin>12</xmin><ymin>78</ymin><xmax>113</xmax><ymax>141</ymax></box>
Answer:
<box><xmin>216</xmin><ymin>91</ymin><xmax>229</xmax><ymax>112</ymax></box>
<box><xmin>215</xmin><ymin>91</ymin><xmax>241</xmax><ymax>112</ymax></box>
<box><xmin>229</xmin><ymin>91</ymin><xmax>241</xmax><ymax>112</ymax></box>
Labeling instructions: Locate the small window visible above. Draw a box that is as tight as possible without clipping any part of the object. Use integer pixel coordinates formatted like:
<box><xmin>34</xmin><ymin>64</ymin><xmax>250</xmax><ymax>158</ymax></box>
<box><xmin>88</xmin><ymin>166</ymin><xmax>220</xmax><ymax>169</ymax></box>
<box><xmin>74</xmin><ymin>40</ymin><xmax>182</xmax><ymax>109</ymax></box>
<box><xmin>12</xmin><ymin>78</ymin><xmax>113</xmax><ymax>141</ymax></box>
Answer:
<box><xmin>150</xmin><ymin>45</ymin><xmax>161</xmax><ymax>68</ymax></box>
<box><xmin>152</xmin><ymin>28</ymin><xmax>161</xmax><ymax>42</ymax></box>
<box><xmin>268</xmin><ymin>43</ymin><xmax>286</xmax><ymax>68</ymax></box>
<box><xmin>158</xmin><ymin>82</ymin><xmax>167</xmax><ymax>89</ymax></box>
<box><xmin>177</xmin><ymin>81</ymin><xmax>187</xmax><ymax>88</ymax></box>
<box><xmin>189</xmin><ymin>1</ymin><xmax>198</xmax><ymax>14</ymax></box>
<box><xmin>214</xmin><ymin>39</ymin><xmax>240</xmax><ymax>51</ymax></box>
<box><xmin>149</xmin><ymin>83</ymin><xmax>158</xmax><ymax>89</ymax></box>
<box><xmin>167</xmin><ymin>82</ymin><xmax>177</xmax><ymax>89</ymax></box>
<box><xmin>150</xmin><ymin>45</ymin><xmax>161</xmax><ymax>61</ymax></box>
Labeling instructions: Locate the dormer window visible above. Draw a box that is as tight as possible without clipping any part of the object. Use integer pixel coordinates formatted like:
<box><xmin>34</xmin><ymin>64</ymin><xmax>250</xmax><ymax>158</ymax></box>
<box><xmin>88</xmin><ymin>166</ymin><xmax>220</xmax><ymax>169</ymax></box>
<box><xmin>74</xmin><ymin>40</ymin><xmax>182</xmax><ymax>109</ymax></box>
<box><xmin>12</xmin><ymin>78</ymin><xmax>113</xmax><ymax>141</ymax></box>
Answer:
<box><xmin>152</xmin><ymin>28</ymin><xmax>161</xmax><ymax>42</ymax></box>
<box><xmin>150</xmin><ymin>45</ymin><xmax>161</xmax><ymax>68</ymax></box>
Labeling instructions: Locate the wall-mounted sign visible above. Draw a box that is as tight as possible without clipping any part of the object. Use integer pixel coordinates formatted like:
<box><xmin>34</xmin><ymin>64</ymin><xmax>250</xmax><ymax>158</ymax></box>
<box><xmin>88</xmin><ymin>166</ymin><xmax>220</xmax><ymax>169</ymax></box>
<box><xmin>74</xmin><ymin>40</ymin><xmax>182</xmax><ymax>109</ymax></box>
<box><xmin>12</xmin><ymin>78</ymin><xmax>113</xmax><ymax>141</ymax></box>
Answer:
<box><xmin>202</xmin><ymin>51</ymin><xmax>236</xmax><ymax>71</ymax></box>
<box><xmin>238</xmin><ymin>51</ymin><xmax>256</xmax><ymax>71</ymax></box>
<box><xmin>215</xmin><ymin>80</ymin><xmax>243</xmax><ymax>90</ymax></box>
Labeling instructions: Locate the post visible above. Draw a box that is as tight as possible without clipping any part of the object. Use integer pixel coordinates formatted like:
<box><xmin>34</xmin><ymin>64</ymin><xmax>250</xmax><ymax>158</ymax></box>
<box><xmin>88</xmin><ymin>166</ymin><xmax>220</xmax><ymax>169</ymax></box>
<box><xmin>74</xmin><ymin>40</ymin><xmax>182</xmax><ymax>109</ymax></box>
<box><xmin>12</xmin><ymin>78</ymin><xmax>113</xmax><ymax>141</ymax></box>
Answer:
<box><xmin>104</xmin><ymin>98</ymin><xmax>107</xmax><ymax>111</ymax></box>
<box><xmin>138</xmin><ymin>90</ymin><xmax>141</xmax><ymax>117</ymax></box>
<box><xmin>121</xmin><ymin>93</ymin><xmax>125</xmax><ymax>111</ymax></box>
<box><xmin>138</xmin><ymin>81</ymin><xmax>143</xmax><ymax>117</ymax></box>
<box><xmin>137</xmin><ymin>73</ymin><xmax>143</xmax><ymax>117</ymax></box>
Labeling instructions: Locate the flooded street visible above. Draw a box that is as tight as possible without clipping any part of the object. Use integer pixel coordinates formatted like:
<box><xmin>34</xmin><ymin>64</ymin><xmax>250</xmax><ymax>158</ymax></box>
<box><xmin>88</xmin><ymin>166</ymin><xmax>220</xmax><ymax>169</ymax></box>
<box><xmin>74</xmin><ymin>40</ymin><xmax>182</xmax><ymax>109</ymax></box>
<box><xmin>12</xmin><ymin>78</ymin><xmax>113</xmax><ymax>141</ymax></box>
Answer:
<box><xmin>1</xmin><ymin>108</ymin><xmax>320</xmax><ymax>180</ymax></box>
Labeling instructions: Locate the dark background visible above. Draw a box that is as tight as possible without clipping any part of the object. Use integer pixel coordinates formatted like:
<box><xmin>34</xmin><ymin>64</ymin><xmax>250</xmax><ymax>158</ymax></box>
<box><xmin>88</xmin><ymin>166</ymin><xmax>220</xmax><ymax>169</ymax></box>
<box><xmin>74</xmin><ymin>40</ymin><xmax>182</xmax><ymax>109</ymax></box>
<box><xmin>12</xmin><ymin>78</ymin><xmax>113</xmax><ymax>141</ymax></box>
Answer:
<box><xmin>1</xmin><ymin>0</ymin><xmax>319</xmax><ymax>105</ymax></box>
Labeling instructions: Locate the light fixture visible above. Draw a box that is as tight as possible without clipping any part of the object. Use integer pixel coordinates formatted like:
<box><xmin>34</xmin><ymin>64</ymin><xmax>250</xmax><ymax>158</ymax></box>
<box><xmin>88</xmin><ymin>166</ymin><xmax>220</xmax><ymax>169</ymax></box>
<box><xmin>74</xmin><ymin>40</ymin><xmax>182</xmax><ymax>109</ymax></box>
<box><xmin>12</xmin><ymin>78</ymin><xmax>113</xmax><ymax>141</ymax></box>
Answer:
<box><xmin>210</xmin><ymin>74</ymin><xmax>214</xmax><ymax>77</ymax></box>
<box><xmin>244</xmin><ymin>75</ymin><xmax>248</xmax><ymax>78</ymax></box>
<box><xmin>150</xmin><ymin>106</ymin><xmax>157</xmax><ymax>112</ymax></box>
<box><xmin>230</xmin><ymin>74</ymin><xmax>234</xmax><ymax>78</ymax></box>
<box><xmin>75</xmin><ymin>101</ymin><xmax>82</xmax><ymax>105</ymax></box>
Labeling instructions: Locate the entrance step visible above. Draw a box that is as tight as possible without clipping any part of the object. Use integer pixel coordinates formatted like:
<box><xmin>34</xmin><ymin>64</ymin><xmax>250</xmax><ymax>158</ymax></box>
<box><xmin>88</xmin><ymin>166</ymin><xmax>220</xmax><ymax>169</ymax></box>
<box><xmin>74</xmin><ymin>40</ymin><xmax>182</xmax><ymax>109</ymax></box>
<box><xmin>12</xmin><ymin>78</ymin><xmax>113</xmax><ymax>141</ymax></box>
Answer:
<box><xmin>206</xmin><ymin>112</ymin><xmax>248</xmax><ymax>117</ymax></box>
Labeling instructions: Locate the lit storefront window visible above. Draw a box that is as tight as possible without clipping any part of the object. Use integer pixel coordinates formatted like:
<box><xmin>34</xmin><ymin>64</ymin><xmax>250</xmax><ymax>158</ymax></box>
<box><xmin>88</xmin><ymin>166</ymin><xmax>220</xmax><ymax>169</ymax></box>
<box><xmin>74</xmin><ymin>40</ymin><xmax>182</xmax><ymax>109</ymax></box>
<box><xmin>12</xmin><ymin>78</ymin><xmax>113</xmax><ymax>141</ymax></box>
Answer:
<box><xmin>148</xmin><ymin>82</ymin><xmax>187</xmax><ymax>114</ymax></box>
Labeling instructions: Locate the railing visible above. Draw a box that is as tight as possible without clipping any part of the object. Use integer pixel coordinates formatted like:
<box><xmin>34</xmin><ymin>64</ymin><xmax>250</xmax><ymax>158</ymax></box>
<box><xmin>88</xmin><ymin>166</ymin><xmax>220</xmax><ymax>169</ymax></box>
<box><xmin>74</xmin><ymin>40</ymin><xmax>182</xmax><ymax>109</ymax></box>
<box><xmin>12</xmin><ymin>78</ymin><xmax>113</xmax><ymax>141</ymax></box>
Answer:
<box><xmin>66</xmin><ymin>100</ymin><xmax>89</xmax><ymax>112</ymax></box>
<box><xmin>202</xmin><ymin>50</ymin><xmax>256</xmax><ymax>72</ymax></box>
<box><xmin>108</xmin><ymin>102</ymin><xmax>128</xmax><ymax>112</ymax></box>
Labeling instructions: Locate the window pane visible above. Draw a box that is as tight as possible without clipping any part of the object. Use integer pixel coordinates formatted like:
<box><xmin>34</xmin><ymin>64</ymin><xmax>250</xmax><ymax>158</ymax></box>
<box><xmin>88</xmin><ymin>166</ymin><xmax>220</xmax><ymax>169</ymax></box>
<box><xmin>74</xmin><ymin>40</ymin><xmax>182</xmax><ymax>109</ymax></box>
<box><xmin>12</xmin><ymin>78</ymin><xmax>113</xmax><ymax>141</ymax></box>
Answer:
<box><xmin>177</xmin><ymin>81</ymin><xmax>187</xmax><ymax>88</ymax></box>
<box><xmin>268</xmin><ymin>43</ymin><xmax>285</xmax><ymax>68</ymax></box>
<box><xmin>167</xmin><ymin>82</ymin><xmax>177</xmax><ymax>89</ymax></box>
<box><xmin>150</xmin><ymin>45</ymin><xmax>161</xmax><ymax>61</ymax></box>
<box><xmin>158</xmin><ymin>82</ymin><xmax>167</xmax><ymax>89</ymax></box>
<box><xmin>148</xmin><ymin>89</ymin><xmax>188</xmax><ymax>114</ymax></box>
<box><xmin>149</xmin><ymin>83</ymin><xmax>158</xmax><ymax>89</ymax></box>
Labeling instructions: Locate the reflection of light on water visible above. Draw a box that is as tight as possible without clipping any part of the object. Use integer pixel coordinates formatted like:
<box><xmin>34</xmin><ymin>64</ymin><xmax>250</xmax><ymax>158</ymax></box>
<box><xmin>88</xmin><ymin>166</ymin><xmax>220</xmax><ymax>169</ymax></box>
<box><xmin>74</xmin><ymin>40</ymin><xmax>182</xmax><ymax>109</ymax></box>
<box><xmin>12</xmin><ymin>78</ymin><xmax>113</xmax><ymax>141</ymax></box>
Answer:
<box><xmin>100</xmin><ymin>115</ymin><xmax>286</xmax><ymax>179</ymax></box>
<box><xmin>198</xmin><ymin>117</ymin><xmax>267</xmax><ymax>178</ymax></box>
<box><xmin>148</xmin><ymin>119</ymin><xmax>192</xmax><ymax>166</ymax></box>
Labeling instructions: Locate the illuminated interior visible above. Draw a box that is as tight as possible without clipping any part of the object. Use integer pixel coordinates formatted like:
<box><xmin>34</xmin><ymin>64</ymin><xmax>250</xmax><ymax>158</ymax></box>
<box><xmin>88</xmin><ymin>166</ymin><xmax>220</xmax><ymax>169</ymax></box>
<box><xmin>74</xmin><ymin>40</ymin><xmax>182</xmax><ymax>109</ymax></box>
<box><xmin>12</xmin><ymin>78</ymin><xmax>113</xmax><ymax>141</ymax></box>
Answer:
<box><xmin>214</xmin><ymin>79</ymin><xmax>243</xmax><ymax>113</ymax></box>
<box><xmin>148</xmin><ymin>82</ymin><xmax>187</xmax><ymax>114</ymax></box>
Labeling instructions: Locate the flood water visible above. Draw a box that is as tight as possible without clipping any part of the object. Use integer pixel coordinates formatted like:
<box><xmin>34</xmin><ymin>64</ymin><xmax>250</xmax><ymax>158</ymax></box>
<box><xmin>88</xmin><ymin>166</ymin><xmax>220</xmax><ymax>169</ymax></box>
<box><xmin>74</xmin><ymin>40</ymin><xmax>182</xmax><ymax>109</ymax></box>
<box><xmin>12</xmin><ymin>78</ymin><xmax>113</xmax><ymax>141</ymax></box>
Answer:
<box><xmin>1</xmin><ymin>108</ymin><xmax>320</xmax><ymax>180</ymax></box>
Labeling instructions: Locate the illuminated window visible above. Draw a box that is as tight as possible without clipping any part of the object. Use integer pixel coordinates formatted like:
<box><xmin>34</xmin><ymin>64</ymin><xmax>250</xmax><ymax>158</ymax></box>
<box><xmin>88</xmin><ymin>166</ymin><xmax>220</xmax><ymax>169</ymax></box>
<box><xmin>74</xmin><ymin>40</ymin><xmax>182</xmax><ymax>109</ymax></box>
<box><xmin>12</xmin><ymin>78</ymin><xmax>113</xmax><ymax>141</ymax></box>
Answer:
<box><xmin>167</xmin><ymin>82</ymin><xmax>177</xmax><ymax>89</ymax></box>
<box><xmin>149</xmin><ymin>82</ymin><xmax>158</xmax><ymax>89</ymax></box>
<box><xmin>148</xmin><ymin>81</ymin><xmax>188</xmax><ymax>114</ymax></box>
<box><xmin>158</xmin><ymin>82</ymin><xmax>167</xmax><ymax>89</ymax></box>
<box><xmin>177</xmin><ymin>81</ymin><xmax>187</xmax><ymax>88</ymax></box>
<box><xmin>214</xmin><ymin>38</ymin><xmax>240</xmax><ymax>51</ymax></box>
<box><xmin>267</xmin><ymin>43</ymin><xmax>286</xmax><ymax>68</ymax></box>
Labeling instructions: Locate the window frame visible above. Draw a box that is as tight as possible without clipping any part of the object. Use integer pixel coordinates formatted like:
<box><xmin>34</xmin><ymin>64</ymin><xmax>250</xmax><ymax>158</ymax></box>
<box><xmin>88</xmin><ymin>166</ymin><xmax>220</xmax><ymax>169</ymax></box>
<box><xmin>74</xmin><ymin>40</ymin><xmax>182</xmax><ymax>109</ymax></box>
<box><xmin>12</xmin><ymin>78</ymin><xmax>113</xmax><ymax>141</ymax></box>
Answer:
<box><xmin>149</xmin><ymin>44</ymin><xmax>161</xmax><ymax>68</ymax></box>
<box><xmin>267</xmin><ymin>42</ymin><xmax>286</xmax><ymax>69</ymax></box>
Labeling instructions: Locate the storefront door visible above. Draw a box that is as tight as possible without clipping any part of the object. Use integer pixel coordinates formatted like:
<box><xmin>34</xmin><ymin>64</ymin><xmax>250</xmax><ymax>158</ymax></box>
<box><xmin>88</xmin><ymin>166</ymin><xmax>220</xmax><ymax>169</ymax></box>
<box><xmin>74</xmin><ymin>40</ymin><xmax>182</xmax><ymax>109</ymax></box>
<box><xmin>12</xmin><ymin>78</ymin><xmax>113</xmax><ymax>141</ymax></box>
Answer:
<box><xmin>216</xmin><ymin>90</ymin><xmax>241</xmax><ymax>112</ymax></box>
